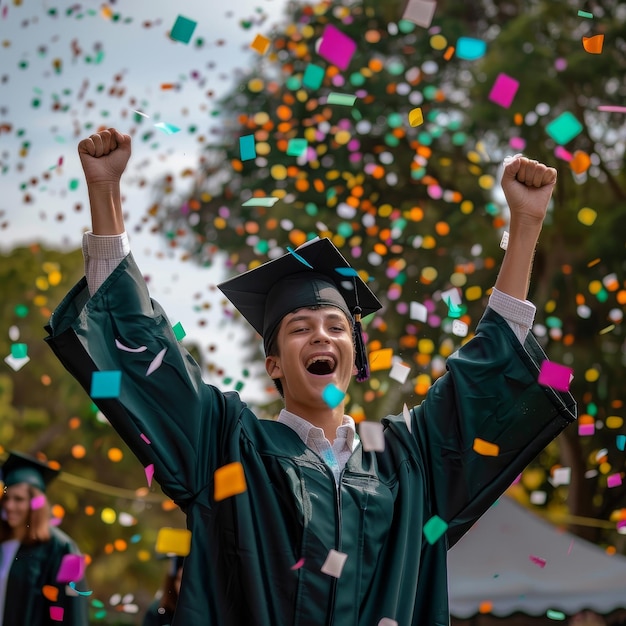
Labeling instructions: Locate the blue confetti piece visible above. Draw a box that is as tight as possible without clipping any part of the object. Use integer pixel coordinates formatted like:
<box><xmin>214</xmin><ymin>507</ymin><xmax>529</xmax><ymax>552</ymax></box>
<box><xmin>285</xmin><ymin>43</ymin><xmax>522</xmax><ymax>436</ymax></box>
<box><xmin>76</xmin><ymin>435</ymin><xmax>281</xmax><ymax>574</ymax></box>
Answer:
<box><xmin>154</xmin><ymin>122</ymin><xmax>181</xmax><ymax>135</ymax></box>
<box><xmin>334</xmin><ymin>267</ymin><xmax>358</xmax><ymax>277</ymax></box>
<box><xmin>286</xmin><ymin>138</ymin><xmax>308</xmax><ymax>157</ymax></box>
<box><xmin>617</xmin><ymin>435</ymin><xmax>626</xmax><ymax>451</ymax></box>
<box><xmin>69</xmin><ymin>582</ymin><xmax>93</xmax><ymax>596</ymax></box>
<box><xmin>456</xmin><ymin>37</ymin><xmax>487</xmax><ymax>60</ymax></box>
<box><xmin>286</xmin><ymin>247</ymin><xmax>313</xmax><ymax>268</ymax></box>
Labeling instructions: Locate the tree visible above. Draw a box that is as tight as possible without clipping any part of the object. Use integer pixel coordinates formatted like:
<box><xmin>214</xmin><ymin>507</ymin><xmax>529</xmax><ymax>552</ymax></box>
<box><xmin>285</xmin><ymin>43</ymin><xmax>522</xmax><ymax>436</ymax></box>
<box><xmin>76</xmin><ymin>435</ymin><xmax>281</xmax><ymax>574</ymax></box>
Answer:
<box><xmin>153</xmin><ymin>0</ymin><xmax>625</xmax><ymax>550</ymax></box>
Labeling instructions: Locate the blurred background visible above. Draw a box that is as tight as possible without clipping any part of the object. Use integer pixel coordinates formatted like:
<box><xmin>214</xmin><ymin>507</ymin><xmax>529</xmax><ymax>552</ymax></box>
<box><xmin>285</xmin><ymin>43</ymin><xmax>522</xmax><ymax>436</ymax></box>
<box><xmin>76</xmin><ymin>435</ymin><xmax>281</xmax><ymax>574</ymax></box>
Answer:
<box><xmin>1</xmin><ymin>0</ymin><xmax>625</xmax><ymax>622</ymax></box>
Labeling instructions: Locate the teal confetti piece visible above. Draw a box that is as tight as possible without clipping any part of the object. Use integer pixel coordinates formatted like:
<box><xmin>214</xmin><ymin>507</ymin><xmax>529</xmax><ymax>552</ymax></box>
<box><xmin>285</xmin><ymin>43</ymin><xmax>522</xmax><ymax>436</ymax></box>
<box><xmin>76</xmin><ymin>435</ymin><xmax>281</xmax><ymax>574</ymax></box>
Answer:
<box><xmin>546</xmin><ymin>609</ymin><xmax>566</xmax><ymax>620</ymax></box>
<box><xmin>170</xmin><ymin>15</ymin><xmax>197</xmax><ymax>44</ymax></box>
<box><xmin>172</xmin><ymin>322</ymin><xmax>186</xmax><ymax>341</ymax></box>
<box><xmin>455</xmin><ymin>37</ymin><xmax>487</xmax><ymax>60</ymax></box>
<box><xmin>322</xmin><ymin>384</ymin><xmax>345</xmax><ymax>409</ymax></box>
<box><xmin>617</xmin><ymin>435</ymin><xmax>626</xmax><ymax>451</ymax></box>
<box><xmin>577</xmin><ymin>10</ymin><xmax>593</xmax><ymax>18</ymax></box>
<box><xmin>69</xmin><ymin>179</ymin><xmax>80</xmax><ymax>190</ymax></box>
<box><xmin>286</xmin><ymin>246</ymin><xmax>313</xmax><ymax>268</ymax></box>
<box><xmin>11</xmin><ymin>343</ymin><xmax>28</xmax><ymax>359</ymax></box>
<box><xmin>286</xmin><ymin>138</ymin><xmax>308</xmax><ymax>157</ymax></box>
<box><xmin>545</xmin><ymin>112</ymin><xmax>583</xmax><ymax>145</ymax></box>
<box><xmin>423</xmin><ymin>515</ymin><xmax>448</xmax><ymax>544</ymax></box>
<box><xmin>327</xmin><ymin>92</ymin><xmax>357</xmax><ymax>106</ymax></box>
<box><xmin>90</xmin><ymin>370</ymin><xmax>122</xmax><ymax>399</ymax></box>
<box><xmin>242</xmin><ymin>197</ymin><xmax>279</xmax><ymax>207</ymax></box>
<box><xmin>239</xmin><ymin>134</ymin><xmax>256</xmax><ymax>161</ymax></box>
<box><xmin>69</xmin><ymin>582</ymin><xmax>93</xmax><ymax>596</ymax></box>
<box><xmin>334</xmin><ymin>267</ymin><xmax>358</xmax><ymax>277</ymax></box>
<box><xmin>154</xmin><ymin>122</ymin><xmax>181</xmax><ymax>135</ymax></box>
<box><xmin>303</xmin><ymin>63</ymin><xmax>325</xmax><ymax>89</ymax></box>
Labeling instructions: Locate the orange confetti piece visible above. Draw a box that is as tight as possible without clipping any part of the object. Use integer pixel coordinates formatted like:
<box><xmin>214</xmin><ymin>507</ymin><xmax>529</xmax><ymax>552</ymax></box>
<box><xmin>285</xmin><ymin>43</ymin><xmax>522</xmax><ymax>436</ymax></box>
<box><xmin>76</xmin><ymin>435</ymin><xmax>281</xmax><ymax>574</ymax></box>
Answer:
<box><xmin>473</xmin><ymin>438</ymin><xmax>500</xmax><ymax>457</ymax></box>
<box><xmin>582</xmin><ymin>34</ymin><xmax>604</xmax><ymax>54</ymax></box>
<box><xmin>160</xmin><ymin>83</ymin><xmax>177</xmax><ymax>91</ymax></box>
<box><xmin>155</xmin><ymin>527</ymin><xmax>192</xmax><ymax>556</ymax></box>
<box><xmin>101</xmin><ymin>5</ymin><xmax>113</xmax><ymax>19</ymax></box>
<box><xmin>214</xmin><ymin>462</ymin><xmax>247</xmax><ymax>501</ymax></box>
<box><xmin>478</xmin><ymin>601</ymin><xmax>493</xmax><ymax>614</ymax></box>
<box><xmin>368</xmin><ymin>348</ymin><xmax>394</xmax><ymax>372</ymax></box>
<box><xmin>569</xmin><ymin>150</ymin><xmax>591</xmax><ymax>174</ymax></box>
<box><xmin>42</xmin><ymin>585</ymin><xmax>59</xmax><ymax>602</ymax></box>
<box><xmin>250</xmin><ymin>33</ymin><xmax>271</xmax><ymax>55</ymax></box>
<box><xmin>443</xmin><ymin>46</ymin><xmax>455</xmax><ymax>61</ymax></box>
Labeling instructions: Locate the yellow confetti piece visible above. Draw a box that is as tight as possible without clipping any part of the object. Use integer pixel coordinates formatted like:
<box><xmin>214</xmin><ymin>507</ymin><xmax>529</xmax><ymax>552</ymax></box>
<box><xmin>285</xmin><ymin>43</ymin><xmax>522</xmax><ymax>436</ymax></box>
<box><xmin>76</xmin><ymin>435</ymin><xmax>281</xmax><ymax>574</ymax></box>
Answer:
<box><xmin>577</xmin><ymin>207</ymin><xmax>597</xmax><ymax>226</ymax></box>
<box><xmin>155</xmin><ymin>527</ymin><xmax>192</xmax><ymax>556</ymax></box>
<box><xmin>408</xmin><ymin>107</ymin><xmax>424</xmax><ymax>127</ymax></box>
<box><xmin>368</xmin><ymin>348</ymin><xmax>393</xmax><ymax>372</ymax></box>
<box><xmin>250</xmin><ymin>33</ymin><xmax>271</xmax><ymax>55</ymax></box>
<box><xmin>214</xmin><ymin>462</ymin><xmax>247</xmax><ymax>501</ymax></box>
<box><xmin>473</xmin><ymin>438</ymin><xmax>500</xmax><ymax>456</ymax></box>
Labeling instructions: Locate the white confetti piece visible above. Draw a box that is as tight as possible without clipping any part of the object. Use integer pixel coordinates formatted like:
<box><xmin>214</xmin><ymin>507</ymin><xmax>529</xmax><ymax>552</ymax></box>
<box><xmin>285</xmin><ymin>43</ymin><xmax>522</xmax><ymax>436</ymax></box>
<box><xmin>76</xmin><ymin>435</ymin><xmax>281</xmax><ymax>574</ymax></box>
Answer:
<box><xmin>4</xmin><ymin>354</ymin><xmax>30</xmax><ymax>371</ymax></box>
<box><xmin>389</xmin><ymin>360</ymin><xmax>411</xmax><ymax>383</ymax></box>
<box><xmin>402</xmin><ymin>403</ymin><xmax>412</xmax><ymax>433</ymax></box>
<box><xmin>358</xmin><ymin>421</ymin><xmax>385</xmax><ymax>452</ymax></box>
<box><xmin>115</xmin><ymin>339</ymin><xmax>148</xmax><ymax>353</ymax></box>
<box><xmin>146</xmin><ymin>348</ymin><xmax>167</xmax><ymax>376</ymax></box>
<box><xmin>320</xmin><ymin>549</ymin><xmax>348</xmax><ymax>578</ymax></box>
<box><xmin>409</xmin><ymin>301</ymin><xmax>428</xmax><ymax>322</ymax></box>
<box><xmin>550</xmin><ymin>467</ymin><xmax>571</xmax><ymax>486</ymax></box>
<box><xmin>452</xmin><ymin>319</ymin><xmax>468</xmax><ymax>337</ymax></box>
<box><xmin>500</xmin><ymin>230</ymin><xmax>509</xmax><ymax>250</ymax></box>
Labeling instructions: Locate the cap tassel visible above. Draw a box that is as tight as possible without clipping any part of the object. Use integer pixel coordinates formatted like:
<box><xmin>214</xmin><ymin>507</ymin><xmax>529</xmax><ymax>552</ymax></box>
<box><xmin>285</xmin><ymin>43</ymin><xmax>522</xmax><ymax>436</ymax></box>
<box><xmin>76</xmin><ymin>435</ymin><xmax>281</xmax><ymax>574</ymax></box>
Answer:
<box><xmin>353</xmin><ymin>307</ymin><xmax>369</xmax><ymax>382</ymax></box>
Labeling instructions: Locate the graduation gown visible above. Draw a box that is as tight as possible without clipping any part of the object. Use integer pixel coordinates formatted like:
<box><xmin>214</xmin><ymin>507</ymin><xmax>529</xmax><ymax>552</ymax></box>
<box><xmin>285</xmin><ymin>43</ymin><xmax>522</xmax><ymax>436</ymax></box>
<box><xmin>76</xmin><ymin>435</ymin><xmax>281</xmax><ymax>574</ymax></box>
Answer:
<box><xmin>45</xmin><ymin>254</ymin><xmax>576</xmax><ymax>626</ymax></box>
<box><xmin>2</xmin><ymin>527</ymin><xmax>89</xmax><ymax>626</ymax></box>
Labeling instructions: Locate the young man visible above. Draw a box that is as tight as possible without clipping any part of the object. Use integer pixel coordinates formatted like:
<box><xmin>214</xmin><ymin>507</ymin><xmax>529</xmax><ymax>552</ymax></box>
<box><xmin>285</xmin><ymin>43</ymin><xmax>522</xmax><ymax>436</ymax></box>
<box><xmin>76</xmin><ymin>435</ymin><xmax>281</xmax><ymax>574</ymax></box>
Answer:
<box><xmin>46</xmin><ymin>128</ymin><xmax>576</xmax><ymax>625</ymax></box>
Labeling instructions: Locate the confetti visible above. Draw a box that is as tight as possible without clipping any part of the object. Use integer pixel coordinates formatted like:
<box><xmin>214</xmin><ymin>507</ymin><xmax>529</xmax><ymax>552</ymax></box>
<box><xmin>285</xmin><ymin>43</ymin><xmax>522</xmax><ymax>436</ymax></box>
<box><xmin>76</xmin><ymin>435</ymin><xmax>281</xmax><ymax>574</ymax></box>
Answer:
<box><xmin>408</xmin><ymin>107</ymin><xmax>424</xmax><ymax>127</ymax></box>
<box><xmin>115</xmin><ymin>339</ymin><xmax>147</xmax><ymax>353</ymax></box>
<box><xmin>401</xmin><ymin>0</ymin><xmax>437</xmax><ymax>28</ymax></box>
<box><xmin>31</xmin><ymin>494</ymin><xmax>46</xmax><ymax>510</ymax></box>
<box><xmin>154</xmin><ymin>122</ymin><xmax>181</xmax><ymax>135</ymax></box>
<box><xmin>389</xmin><ymin>361</ymin><xmax>411</xmax><ymax>383</ymax></box>
<box><xmin>378</xmin><ymin>620</ymin><xmax>398</xmax><ymax>626</ymax></box>
<box><xmin>146</xmin><ymin>347</ymin><xmax>167</xmax><ymax>376</ymax></box>
<box><xmin>214</xmin><ymin>461</ymin><xmax>247</xmax><ymax>501</ymax></box>
<box><xmin>145</xmin><ymin>463</ymin><xmax>155</xmax><ymax>487</ymax></box>
<box><xmin>172</xmin><ymin>322</ymin><xmax>186</xmax><ymax>341</ymax></box>
<box><xmin>545</xmin><ymin>112</ymin><xmax>583</xmax><ymax>144</ymax></box>
<box><xmin>546</xmin><ymin>609</ymin><xmax>567</xmax><ymax>620</ymax></box>
<box><xmin>10</xmin><ymin>343</ymin><xmax>27</xmax><ymax>358</ymax></box>
<box><xmin>409</xmin><ymin>301</ymin><xmax>428</xmax><ymax>322</ymax></box>
<box><xmin>423</xmin><ymin>515</ymin><xmax>448</xmax><ymax>544</ymax></box>
<box><xmin>582</xmin><ymin>34</ymin><xmax>604</xmax><ymax>54</ymax></box>
<box><xmin>239</xmin><ymin>135</ymin><xmax>257</xmax><ymax>161</ymax></box>
<box><xmin>303</xmin><ymin>64</ymin><xmax>325</xmax><ymax>90</ymax></box>
<box><xmin>358</xmin><ymin>421</ymin><xmax>385</xmax><ymax>452</ymax></box>
<box><xmin>598</xmin><ymin>105</ymin><xmax>626</xmax><ymax>113</ymax></box>
<box><xmin>318</xmin><ymin>24</ymin><xmax>357</xmax><ymax>71</ymax></box>
<box><xmin>550</xmin><ymin>467</ymin><xmax>571</xmax><ymax>486</ymax></box>
<box><xmin>577</xmin><ymin>10</ymin><xmax>594</xmax><ymax>18</ymax></box>
<box><xmin>250</xmin><ymin>34</ymin><xmax>271</xmax><ymax>55</ymax></box>
<box><xmin>56</xmin><ymin>554</ymin><xmax>86</xmax><ymax>583</ymax></box>
<box><xmin>42</xmin><ymin>585</ymin><xmax>59</xmax><ymax>602</ymax></box>
<box><xmin>537</xmin><ymin>360</ymin><xmax>573</xmax><ymax>392</ymax></box>
<box><xmin>327</xmin><ymin>92</ymin><xmax>358</xmax><ymax>106</ymax></box>
<box><xmin>402</xmin><ymin>403</ymin><xmax>413</xmax><ymax>433</ymax></box>
<box><xmin>4</xmin><ymin>354</ymin><xmax>30</xmax><ymax>371</ymax></box>
<box><xmin>50</xmin><ymin>607</ymin><xmax>64</xmax><ymax>622</ymax></box>
<box><xmin>455</xmin><ymin>37</ymin><xmax>486</xmax><ymax>60</ymax></box>
<box><xmin>322</xmin><ymin>384</ymin><xmax>345</xmax><ymax>409</ymax></box>
<box><xmin>320</xmin><ymin>549</ymin><xmax>348</xmax><ymax>578</ymax></box>
<box><xmin>488</xmin><ymin>73</ymin><xmax>519</xmax><ymax>108</ymax></box>
<box><xmin>169</xmin><ymin>15</ymin><xmax>197</xmax><ymax>44</ymax></box>
<box><xmin>290</xmin><ymin>557</ymin><xmax>305</xmax><ymax>570</ymax></box>
<box><xmin>529</xmin><ymin>554</ymin><xmax>547</xmax><ymax>568</ymax></box>
<box><xmin>90</xmin><ymin>370</ymin><xmax>122</xmax><ymax>399</ymax></box>
<box><xmin>473</xmin><ymin>438</ymin><xmax>499</xmax><ymax>457</ymax></box>
<box><xmin>286</xmin><ymin>138</ymin><xmax>308</xmax><ymax>157</ymax></box>
<box><xmin>241</xmin><ymin>197</ymin><xmax>280</xmax><ymax>207</ymax></box>
<box><xmin>607</xmin><ymin>473</ymin><xmax>622</xmax><ymax>488</ymax></box>
<box><xmin>369</xmin><ymin>348</ymin><xmax>393</xmax><ymax>372</ymax></box>
<box><xmin>155</xmin><ymin>527</ymin><xmax>192</xmax><ymax>556</ymax></box>
<box><xmin>68</xmin><ymin>582</ymin><xmax>93</xmax><ymax>596</ymax></box>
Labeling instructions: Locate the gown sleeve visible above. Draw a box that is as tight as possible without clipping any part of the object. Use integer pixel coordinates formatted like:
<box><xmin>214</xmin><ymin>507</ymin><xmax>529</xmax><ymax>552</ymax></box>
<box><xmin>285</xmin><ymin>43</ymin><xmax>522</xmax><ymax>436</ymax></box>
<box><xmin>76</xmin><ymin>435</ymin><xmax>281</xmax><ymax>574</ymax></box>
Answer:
<box><xmin>384</xmin><ymin>306</ymin><xmax>576</xmax><ymax>547</ymax></box>
<box><xmin>45</xmin><ymin>253</ymin><xmax>243</xmax><ymax>504</ymax></box>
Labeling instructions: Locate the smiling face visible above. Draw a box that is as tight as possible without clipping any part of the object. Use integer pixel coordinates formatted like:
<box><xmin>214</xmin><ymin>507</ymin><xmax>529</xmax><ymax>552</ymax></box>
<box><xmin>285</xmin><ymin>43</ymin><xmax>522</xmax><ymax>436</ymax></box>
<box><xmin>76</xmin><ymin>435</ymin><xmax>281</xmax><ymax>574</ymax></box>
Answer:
<box><xmin>265</xmin><ymin>306</ymin><xmax>355</xmax><ymax>417</ymax></box>
<box><xmin>2</xmin><ymin>482</ymin><xmax>31</xmax><ymax>535</ymax></box>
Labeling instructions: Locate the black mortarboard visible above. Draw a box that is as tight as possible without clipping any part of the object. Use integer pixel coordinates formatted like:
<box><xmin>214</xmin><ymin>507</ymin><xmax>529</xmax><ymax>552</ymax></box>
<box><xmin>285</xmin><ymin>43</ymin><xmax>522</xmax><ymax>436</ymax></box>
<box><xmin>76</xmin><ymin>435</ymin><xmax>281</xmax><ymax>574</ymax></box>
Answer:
<box><xmin>1</xmin><ymin>451</ymin><xmax>59</xmax><ymax>492</ymax></box>
<box><xmin>218</xmin><ymin>238</ymin><xmax>382</xmax><ymax>381</ymax></box>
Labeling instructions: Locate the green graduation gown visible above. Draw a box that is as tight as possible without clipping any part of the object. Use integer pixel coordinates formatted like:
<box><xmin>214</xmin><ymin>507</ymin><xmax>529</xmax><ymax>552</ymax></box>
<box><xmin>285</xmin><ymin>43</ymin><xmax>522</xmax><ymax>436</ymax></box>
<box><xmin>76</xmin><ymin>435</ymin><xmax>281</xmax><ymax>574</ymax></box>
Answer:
<box><xmin>2</xmin><ymin>527</ymin><xmax>89</xmax><ymax>626</ymax></box>
<box><xmin>45</xmin><ymin>254</ymin><xmax>576</xmax><ymax>626</ymax></box>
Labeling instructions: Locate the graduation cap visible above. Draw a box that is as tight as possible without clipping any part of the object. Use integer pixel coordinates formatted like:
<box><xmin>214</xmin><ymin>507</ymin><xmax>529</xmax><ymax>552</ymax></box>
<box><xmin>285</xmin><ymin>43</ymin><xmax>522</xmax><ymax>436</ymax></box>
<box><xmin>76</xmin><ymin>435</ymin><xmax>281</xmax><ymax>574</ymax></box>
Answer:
<box><xmin>218</xmin><ymin>238</ymin><xmax>382</xmax><ymax>381</ymax></box>
<box><xmin>1</xmin><ymin>451</ymin><xmax>59</xmax><ymax>492</ymax></box>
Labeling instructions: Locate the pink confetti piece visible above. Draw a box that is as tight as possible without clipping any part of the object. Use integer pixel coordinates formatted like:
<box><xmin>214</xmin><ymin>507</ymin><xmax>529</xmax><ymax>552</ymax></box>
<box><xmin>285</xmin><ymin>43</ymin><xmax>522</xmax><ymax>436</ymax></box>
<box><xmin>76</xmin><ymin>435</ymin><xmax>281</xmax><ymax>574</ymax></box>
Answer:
<box><xmin>607</xmin><ymin>473</ymin><xmax>622</xmax><ymax>488</ymax></box>
<box><xmin>290</xmin><ymin>558</ymin><xmax>305</xmax><ymax>570</ymax></box>
<box><xmin>31</xmin><ymin>494</ymin><xmax>46</xmax><ymax>510</ymax></box>
<box><xmin>146</xmin><ymin>347</ymin><xmax>167</xmax><ymax>376</ymax></box>
<box><xmin>115</xmin><ymin>339</ymin><xmax>147</xmax><ymax>353</ymax></box>
<box><xmin>56</xmin><ymin>554</ymin><xmax>85</xmax><ymax>583</ymax></box>
<box><xmin>567</xmin><ymin>539</ymin><xmax>574</xmax><ymax>555</ymax></box>
<box><xmin>145</xmin><ymin>463</ymin><xmax>155</xmax><ymax>487</ymax></box>
<box><xmin>488</xmin><ymin>73</ymin><xmax>519</xmax><ymax>108</ymax></box>
<box><xmin>50</xmin><ymin>607</ymin><xmax>64</xmax><ymax>622</ymax></box>
<box><xmin>578</xmin><ymin>423</ymin><xmax>595</xmax><ymax>436</ymax></box>
<box><xmin>537</xmin><ymin>360</ymin><xmax>573</xmax><ymax>392</ymax></box>
<box><xmin>554</xmin><ymin>146</ymin><xmax>573</xmax><ymax>161</ymax></box>
<box><xmin>598</xmin><ymin>105</ymin><xmax>626</xmax><ymax>113</ymax></box>
<box><xmin>320</xmin><ymin>549</ymin><xmax>348</xmax><ymax>578</ymax></box>
<box><xmin>529</xmin><ymin>555</ymin><xmax>547</xmax><ymax>568</ymax></box>
<box><xmin>318</xmin><ymin>24</ymin><xmax>357</xmax><ymax>71</ymax></box>
<box><xmin>140</xmin><ymin>433</ymin><xmax>151</xmax><ymax>444</ymax></box>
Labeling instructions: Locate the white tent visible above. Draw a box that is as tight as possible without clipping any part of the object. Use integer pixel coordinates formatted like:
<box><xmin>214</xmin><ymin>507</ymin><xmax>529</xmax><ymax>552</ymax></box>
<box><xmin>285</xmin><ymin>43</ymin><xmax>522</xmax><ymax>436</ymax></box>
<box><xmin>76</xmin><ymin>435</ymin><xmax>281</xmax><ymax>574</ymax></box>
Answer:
<box><xmin>448</xmin><ymin>496</ymin><xmax>626</xmax><ymax>618</ymax></box>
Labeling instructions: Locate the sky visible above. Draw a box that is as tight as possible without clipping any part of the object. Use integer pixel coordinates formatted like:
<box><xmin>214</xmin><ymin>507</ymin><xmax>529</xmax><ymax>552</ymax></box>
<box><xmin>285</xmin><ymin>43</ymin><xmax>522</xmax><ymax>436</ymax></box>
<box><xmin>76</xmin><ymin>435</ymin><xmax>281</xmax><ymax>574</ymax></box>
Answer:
<box><xmin>1</xmin><ymin>0</ymin><xmax>293</xmax><ymax>402</ymax></box>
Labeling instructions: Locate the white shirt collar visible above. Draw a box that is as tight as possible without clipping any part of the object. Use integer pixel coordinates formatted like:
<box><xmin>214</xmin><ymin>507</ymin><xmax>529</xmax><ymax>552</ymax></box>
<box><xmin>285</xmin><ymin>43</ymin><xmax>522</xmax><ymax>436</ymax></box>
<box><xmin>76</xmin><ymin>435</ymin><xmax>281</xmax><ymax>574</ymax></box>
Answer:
<box><xmin>277</xmin><ymin>408</ymin><xmax>358</xmax><ymax>451</ymax></box>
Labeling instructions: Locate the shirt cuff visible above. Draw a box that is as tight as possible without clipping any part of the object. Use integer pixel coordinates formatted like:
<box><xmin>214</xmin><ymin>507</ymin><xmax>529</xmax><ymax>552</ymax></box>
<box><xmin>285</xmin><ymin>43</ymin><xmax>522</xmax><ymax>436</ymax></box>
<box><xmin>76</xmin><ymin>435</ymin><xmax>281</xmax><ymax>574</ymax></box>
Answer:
<box><xmin>82</xmin><ymin>231</ymin><xmax>130</xmax><ymax>296</ymax></box>
<box><xmin>488</xmin><ymin>287</ymin><xmax>536</xmax><ymax>344</ymax></box>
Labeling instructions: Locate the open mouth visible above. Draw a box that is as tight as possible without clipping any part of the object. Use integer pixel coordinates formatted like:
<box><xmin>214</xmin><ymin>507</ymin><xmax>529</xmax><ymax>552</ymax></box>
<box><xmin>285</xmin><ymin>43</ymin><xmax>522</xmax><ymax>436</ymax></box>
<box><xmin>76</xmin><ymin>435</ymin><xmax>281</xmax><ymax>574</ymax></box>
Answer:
<box><xmin>305</xmin><ymin>355</ymin><xmax>337</xmax><ymax>375</ymax></box>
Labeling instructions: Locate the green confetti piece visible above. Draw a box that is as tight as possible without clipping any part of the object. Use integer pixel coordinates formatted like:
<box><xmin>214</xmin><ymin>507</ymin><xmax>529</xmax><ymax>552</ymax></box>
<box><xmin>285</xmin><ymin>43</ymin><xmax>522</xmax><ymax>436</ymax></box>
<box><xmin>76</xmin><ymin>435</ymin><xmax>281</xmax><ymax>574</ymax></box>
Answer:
<box><xmin>170</xmin><ymin>15</ymin><xmax>197</xmax><ymax>44</ymax></box>
<box><xmin>286</xmin><ymin>138</ymin><xmax>308</xmax><ymax>157</ymax></box>
<box><xmin>239</xmin><ymin>134</ymin><xmax>257</xmax><ymax>161</ymax></box>
<box><xmin>423</xmin><ymin>515</ymin><xmax>448</xmax><ymax>544</ymax></box>
<box><xmin>14</xmin><ymin>304</ymin><xmax>29</xmax><ymax>317</ymax></box>
<box><xmin>154</xmin><ymin>122</ymin><xmax>181</xmax><ymax>135</ymax></box>
<box><xmin>546</xmin><ymin>609</ymin><xmax>566</xmax><ymax>620</ymax></box>
<box><xmin>327</xmin><ymin>92</ymin><xmax>357</xmax><ymax>106</ymax></box>
<box><xmin>172</xmin><ymin>321</ymin><xmax>186</xmax><ymax>341</ymax></box>
<box><xmin>11</xmin><ymin>343</ymin><xmax>28</xmax><ymax>359</ymax></box>
<box><xmin>241</xmin><ymin>197</ymin><xmax>279</xmax><ymax>207</ymax></box>
<box><xmin>545</xmin><ymin>111</ymin><xmax>583</xmax><ymax>145</ymax></box>
<box><xmin>303</xmin><ymin>63</ymin><xmax>325</xmax><ymax>90</ymax></box>
<box><xmin>577</xmin><ymin>10</ymin><xmax>593</xmax><ymax>18</ymax></box>
<box><xmin>69</xmin><ymin>179</ymin><xmax>80</xmax><ymax>190</ymax></box>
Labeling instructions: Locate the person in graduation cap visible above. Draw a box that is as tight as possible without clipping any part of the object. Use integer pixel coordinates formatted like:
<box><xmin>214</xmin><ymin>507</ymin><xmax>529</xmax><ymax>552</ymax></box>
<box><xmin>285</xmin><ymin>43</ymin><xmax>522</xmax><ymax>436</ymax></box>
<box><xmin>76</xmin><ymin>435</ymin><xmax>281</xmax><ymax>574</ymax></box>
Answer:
<box><xmin>45</xmin><ymin>128</ymin><xmax>576</xmax><ymax>626</ymax></box>
<box><xmin>0</xmin><ymin>451</ymin><xmax>89</xmax><ymax>626</ymax></box>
